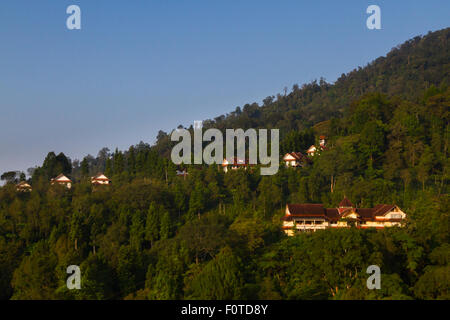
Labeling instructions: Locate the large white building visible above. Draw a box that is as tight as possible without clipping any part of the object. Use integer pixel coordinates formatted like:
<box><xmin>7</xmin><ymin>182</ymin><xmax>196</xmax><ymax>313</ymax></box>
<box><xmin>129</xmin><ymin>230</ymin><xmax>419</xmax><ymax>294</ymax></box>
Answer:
<box><xmin>282</xmin><ymin>197</ymin><xmax>407</xmax><ymax>236</ymax></box>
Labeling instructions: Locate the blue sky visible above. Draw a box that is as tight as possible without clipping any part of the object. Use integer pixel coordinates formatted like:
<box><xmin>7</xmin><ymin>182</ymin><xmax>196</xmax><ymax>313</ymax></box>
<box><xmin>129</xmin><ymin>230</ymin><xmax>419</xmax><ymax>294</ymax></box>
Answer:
<box><xmin>0</xmin><ymin>0</ymin><xmax>449</xmax><ymax>174</ymax></box>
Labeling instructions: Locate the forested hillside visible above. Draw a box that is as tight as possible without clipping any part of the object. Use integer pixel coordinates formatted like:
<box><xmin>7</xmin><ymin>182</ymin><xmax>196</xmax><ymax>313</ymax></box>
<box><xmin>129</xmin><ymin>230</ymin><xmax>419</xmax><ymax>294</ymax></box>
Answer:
<box><xmin>0</xmin><ymin>28</ymin><xmax>448</xmax><ymax>300</ymax></box>
<box><xmin>153</xmin><ymin>27</ymin><xmax>449</xmax><ymax>156</ymax></box>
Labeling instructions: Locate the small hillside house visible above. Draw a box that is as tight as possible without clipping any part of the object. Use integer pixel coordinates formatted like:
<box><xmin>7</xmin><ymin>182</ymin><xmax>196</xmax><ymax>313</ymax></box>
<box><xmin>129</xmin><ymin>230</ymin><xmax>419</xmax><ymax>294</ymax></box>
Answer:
<box><xmin>282</xmin><ymin>197</ymin><xmax>406</xmax><ymax>236</ymax></box>
<box><xmin>51</xmin><ymin>174</ymin><xmax>72</xmax><ymax>189</ymax></box>
<box><xmin>283</xmin><ymin>152</ymin><xmax>308</xmax><ymax>167</ymax></box>
<box><xmin>222</xmin><ymin>158</ymin><xmax>250</xmax><ymax>173</ymax></box>
<box><xmin>306</xmin><ymin>136</ymin><xmax>326</xmax><ymax>157</ymax></box>
<box><xmin>91</xmin><ymin>173</ymin><xmax>111</xmax><ymax>185</ymax></box>
<box><xmin>319</xmin><ymin>135</ymin><xmax>326</xmax><ymax>147</ymax></box>
<box><xmin>306</xmin><ymin>145</ymin><xmax>318</xmax><ymax>156</ymax></box>
<box><xmin>16</xmin><ymin>181</ymin><xmax>32</xmax><ymax>192</ymax></box>
<box><xmin>176</xmin><ymin>169</ymin><xmax>188</xmax><ymax>178</ymax></box>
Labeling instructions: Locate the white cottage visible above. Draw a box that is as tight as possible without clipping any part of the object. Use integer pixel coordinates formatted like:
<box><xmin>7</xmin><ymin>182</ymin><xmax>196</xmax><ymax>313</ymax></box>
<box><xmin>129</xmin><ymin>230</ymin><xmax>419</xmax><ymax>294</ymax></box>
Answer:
<box><xmin>91</xmin><ymin>173</ymin><xmax>111</xmax><ymax>185</ymax></box>
<box><xmin>51</xmin><ymin>174</ymin><xmax>72</xmax><ymax>189</ymax></box>
<box><xmin>283</xmin><ymin>152</ymin><xmax>307</xmax><ymax>167</ymax></box>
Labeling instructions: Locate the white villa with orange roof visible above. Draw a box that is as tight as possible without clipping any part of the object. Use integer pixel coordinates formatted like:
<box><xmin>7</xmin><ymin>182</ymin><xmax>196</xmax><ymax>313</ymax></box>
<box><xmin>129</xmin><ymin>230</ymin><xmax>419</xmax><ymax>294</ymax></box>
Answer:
<box><xmin>282</xmin><ymin>152</ymin><xmax>309</xmax><ymax>167</ymax></box>
<box><xmin>282</xmin><ymin>197</ymin><xmax>407</xmax><ymax>236</ymax></box>
<box><xmin>51</xmin><ymin>174</ymin><xmax>72</xmax><ymax>189</ymax></box>
<box><xmin>16</xmin><ymin>181</ymin><xmax>32</xmax><ymax>192</ymax></box>
<box><xmin>91</xmin><ymin>173</ymin><xmax>111</xmax><ymax>185</ymax></box>
<box><xmin>306</xmin><ymin>135</ymin><xmax>327</xmax><ymax>157</ymax></box>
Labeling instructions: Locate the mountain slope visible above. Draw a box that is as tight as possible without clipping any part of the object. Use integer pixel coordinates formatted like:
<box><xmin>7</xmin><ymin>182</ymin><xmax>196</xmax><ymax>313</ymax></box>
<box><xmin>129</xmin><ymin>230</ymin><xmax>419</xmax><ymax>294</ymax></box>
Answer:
<box><xmin>156</xmin><ymin>27</ymin><xmax>449</xmax><ymax>149</ymax></box>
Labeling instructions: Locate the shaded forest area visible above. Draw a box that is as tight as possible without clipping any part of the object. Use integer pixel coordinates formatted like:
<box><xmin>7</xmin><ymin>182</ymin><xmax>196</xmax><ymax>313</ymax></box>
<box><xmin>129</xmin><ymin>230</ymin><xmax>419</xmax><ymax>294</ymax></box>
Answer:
<box><xmin>0</xmin><ymin>28</ymin><xmax>448</xmax><ymax>300</ymax></box>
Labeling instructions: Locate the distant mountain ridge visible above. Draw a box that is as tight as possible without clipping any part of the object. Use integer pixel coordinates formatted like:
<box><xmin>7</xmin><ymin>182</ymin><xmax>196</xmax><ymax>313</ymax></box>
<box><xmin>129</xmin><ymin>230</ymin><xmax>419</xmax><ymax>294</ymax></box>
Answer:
<box><xmin>18</xmin><ymin>28</ymin><xmax>450</xmax><ymax>177</ymax></box>
<box><xmin>156</xmin><ymin>27</ymin><xmax>449</xmax><ymax>149</ymax></box>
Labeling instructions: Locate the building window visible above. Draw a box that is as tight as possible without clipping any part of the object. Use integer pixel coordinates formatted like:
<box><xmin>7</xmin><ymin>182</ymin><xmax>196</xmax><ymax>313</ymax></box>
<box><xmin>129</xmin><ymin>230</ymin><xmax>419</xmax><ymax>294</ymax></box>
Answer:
<box><xmin>390</xmin><ymin>214</ymin><xmax>402</xmax><ymax>219</ymax></box>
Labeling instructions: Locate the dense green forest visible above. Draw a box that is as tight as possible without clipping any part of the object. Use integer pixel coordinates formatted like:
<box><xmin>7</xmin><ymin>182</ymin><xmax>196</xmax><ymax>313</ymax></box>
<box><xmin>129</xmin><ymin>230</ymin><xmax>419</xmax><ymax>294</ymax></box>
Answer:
<box><xmin>0</xmin><ymin>28</ymin><xmax>448</xmax><ymax>300</ymax></box>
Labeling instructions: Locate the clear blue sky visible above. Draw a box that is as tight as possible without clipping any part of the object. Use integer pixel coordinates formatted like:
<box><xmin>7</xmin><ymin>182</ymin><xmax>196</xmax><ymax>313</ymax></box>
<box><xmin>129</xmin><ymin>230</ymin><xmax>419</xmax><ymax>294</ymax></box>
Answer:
<box><xmin>0</xmin><ymin>0</ymin><xmax>449</xmax><ymax>174</ymax></box>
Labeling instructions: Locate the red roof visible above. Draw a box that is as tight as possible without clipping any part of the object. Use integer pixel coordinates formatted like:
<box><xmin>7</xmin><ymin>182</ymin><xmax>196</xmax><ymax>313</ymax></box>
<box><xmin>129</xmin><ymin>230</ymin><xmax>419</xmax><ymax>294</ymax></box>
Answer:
<box><xmin>355</xmin><ymin>208</ymin><xmax>374</xmax><ymax>220</ymax></box>
<box><xmin>284</xmin><ymin>152</ymin><xmax>305</xmax><ymax>161</ymax></box>
<box><xmin>339</xmin><ymin>197</ymin><xmax>354</xmax><ymax>208</ymax></box>
<box><xmin>287</xmin><ymin>204</ymin><xmax>325</xmax><ymax>216</ymax></box>
<box><xmin>284</xmin><ymin>205</ymin><xmax>340</xmax><ymax>221</ymax></box>
<box><xmin>372</xmin><ymin>204</ymin><xmax>396</xmax><ymax>216</ymax></box>
<box><xmin>325</xmin><ymin>208</ymin><xmax>340</xmax><ymax>221</ymax></box>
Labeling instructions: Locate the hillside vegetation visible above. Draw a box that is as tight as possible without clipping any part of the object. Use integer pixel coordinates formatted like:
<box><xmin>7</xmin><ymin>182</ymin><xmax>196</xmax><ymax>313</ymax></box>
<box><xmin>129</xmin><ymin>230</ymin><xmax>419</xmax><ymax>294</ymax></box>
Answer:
<box><xmin>0</xmin><ymin>28</ymin><xmax>448</xmax><ymax>300</ymax></box>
